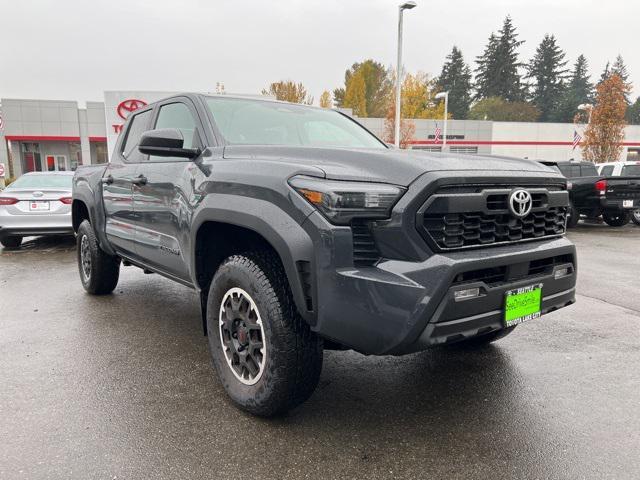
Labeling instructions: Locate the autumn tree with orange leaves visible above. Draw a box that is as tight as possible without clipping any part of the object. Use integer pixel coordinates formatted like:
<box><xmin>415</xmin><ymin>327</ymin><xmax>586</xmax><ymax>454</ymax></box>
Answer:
<box><xmin>581</xmin><ymin>74</ymin><xmax>630</xmax><ymax>163</ymax></box>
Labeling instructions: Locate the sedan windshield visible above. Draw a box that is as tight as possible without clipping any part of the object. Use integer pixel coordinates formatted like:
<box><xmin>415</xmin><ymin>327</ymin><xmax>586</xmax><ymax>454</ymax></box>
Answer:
<box><xmin>205</xmin><ymin>97</ymin><xmax>386</xmax><ymax>149</ymax></box>
<box><xmin>7</xmin><ymin>174</ymin><xmax>73</xmax><ymax>190</ymax></box>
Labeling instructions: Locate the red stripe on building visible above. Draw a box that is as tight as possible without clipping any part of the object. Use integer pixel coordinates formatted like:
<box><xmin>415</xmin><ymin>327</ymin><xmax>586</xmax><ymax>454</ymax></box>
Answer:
<box><xmin>5</xmin><ymin>135</ymin><xmax>81</xmax><ymax>142</ymax></box>
<box><xmin>89</xmin><ymin>136</ymin><xmax>107</xmax><ymax>142</ymax></box>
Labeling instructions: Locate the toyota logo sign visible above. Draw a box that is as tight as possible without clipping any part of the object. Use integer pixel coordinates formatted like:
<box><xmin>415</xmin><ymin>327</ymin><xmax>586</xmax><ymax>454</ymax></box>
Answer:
<box><xmin>117</xmin><ymin>99</ymin><xmax>147</xmax><ymax>120</ymax></box>
<box><xmin>508</xmin><ymin>189</ymin><xmax>533</xmax><ymax>218</ymax></box>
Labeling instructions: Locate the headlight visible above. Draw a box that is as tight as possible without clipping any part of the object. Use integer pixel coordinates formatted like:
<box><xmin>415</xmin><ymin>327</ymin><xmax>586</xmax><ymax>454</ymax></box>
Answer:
<box><xmin>288</xmin><ymin>175</ymin><xmax>405</xmax><ymax>225</ymax></box>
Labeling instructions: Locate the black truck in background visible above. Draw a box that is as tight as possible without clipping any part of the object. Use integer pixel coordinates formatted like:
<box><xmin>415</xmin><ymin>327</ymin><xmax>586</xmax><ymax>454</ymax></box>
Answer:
<box><xmin>540</xmin><ymin>161</ymin><xmax>640</xmax><ymax>227</ymax></box>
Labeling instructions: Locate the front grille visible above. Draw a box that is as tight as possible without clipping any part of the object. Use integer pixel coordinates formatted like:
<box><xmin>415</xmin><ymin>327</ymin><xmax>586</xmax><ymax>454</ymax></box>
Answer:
<box><xmin>418</xmin><ymin>185</ymin><xmax>568</xmax><ymax>251</ymax></box>
<box><xmin>351</xmin><ymin>220</ymin><xmax>380</xmax><ymax>266</ymax></box>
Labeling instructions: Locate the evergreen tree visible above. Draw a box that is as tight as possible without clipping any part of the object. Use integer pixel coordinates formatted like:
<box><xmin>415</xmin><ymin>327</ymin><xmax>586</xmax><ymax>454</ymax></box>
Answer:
<box><xmin>526</xmin><ymin>35</ymin><xmax>568</xmax><ymax>121</ymax></box>
<box><xmin>599</xmin><ymin>61</ymin><xmax>611</xmax><ymax>84</ymax></box>
<box><xmin>554</xmin><ymin>55</ymin><xmax>594</xmax><ymax>123</ymax></box>
<box><xmin>610</xmin><ymin>55</ymin><xmax>632</xmax><ymax>104</ymax></box>
<box><xmin>475</xmin><ymin>16</ymin><xmax>526</xmax><ymax>101</ymax></box>
<box><xmin>627</xmin><ymin>97</ymin><xmax>640</xmax><ymax>125</ymax></box>
<box><xmin>437</xmin><ymin>46</ymin><xmax>472</xmax><ymax>119</ymax></box>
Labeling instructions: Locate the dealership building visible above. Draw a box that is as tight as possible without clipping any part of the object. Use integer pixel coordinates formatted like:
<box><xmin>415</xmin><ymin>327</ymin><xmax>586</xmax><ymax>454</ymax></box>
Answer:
<box><xmin>1</xmin><ymin>92</ymin><xmax>640</xmax><ymax>180</ymax></box>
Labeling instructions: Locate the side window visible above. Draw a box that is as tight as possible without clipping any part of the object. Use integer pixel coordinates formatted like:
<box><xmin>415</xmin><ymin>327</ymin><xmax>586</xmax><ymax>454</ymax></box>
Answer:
<box><xmin>580</xmin><ymin>165</ymin><xmax>598</xmax><ymax>176</ymax></box>
<box><xmin>121</xmin><ymin>110</ymin><xmax>152</xmax><ymax>162</ymax></box>
<box><xmin>154</xmin><ymin>102</ymin><xmax>201</xmax><ymax>150</ymax></box>
<box><xmin>600</xmin><ymin>165</ymin><xmax>614</xmax><ymax>177</ymax></box>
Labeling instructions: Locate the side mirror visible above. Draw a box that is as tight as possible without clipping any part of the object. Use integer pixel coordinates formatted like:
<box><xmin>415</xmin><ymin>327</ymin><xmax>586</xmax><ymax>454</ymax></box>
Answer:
<box><xmin>138</xmin><ymin>128</ymin><xmax>201</xmax><ymax>159</ymax></box>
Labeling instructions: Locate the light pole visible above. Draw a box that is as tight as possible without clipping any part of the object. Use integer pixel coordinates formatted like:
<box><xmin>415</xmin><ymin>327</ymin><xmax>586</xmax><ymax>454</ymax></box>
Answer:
<box><xmin>435</xmin><ymin>91</ymin><xmax>449</xmax><ymax>151</ymax></box>
<box><xmin>394</xmin><ymin>1</ymin><xmax>417</xmax><ymax>148</ymax></box>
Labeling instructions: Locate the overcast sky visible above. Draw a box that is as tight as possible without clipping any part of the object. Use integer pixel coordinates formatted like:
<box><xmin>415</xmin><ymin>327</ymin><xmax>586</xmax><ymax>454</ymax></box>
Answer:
<box><xmin>1</xmin><ymin>0</ymin><xmax>638</xmax><ymax>105</ymax></box>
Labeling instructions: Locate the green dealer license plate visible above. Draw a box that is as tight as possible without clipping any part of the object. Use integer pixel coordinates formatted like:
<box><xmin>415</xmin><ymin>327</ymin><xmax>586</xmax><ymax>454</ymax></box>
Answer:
<box><xmin>504</xmin><ymin>283</ymin><xmax>543</xmax><ymax>327</ymax></box>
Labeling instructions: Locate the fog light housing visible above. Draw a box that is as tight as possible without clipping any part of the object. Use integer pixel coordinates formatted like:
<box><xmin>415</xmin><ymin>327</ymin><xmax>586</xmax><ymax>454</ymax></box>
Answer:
<box><xmin>554</xmin><ymin>267</ymin><xmax>571</xmax><ymax>279</ymax></box>
<box><xmin>454</xmin><ymin>287</ymin><xmax>481</xmax><ymax>302</ymax></box>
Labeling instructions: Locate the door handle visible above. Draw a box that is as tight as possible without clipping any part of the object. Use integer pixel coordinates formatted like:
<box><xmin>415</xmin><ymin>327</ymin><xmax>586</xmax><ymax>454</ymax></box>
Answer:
<box><xmin>132</xmin><ymin>174</ymin><xmax>147</xmax><ymax>186</ymax></box>
<box><xmin>101</xmin><ymin>175</ymin><xmax>114</xmax><ymax>185</ymax></box>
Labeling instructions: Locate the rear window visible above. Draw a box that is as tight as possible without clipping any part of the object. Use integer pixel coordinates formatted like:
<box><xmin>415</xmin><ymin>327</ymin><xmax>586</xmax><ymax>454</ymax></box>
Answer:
<box><xmin>621</xmin><ymin>164</ymin><xmax>640</xmax><ymax>177</ymax></box>
<box><xmin>558</xmin><ymin>165</ymin><xmax>580</xmax><ymax>177</ymax></box>
<box><xmin>600</xmin><ymin>165</ymin><xmax>614</xmax><ymax>176</ymax></box>
<box><xmin>7</xmin><ymin>174</ymin><xmax>73</xmax><ymax>189</ymax></box>
<box><xmin>580</xmin><ymin>164</ymin><xmax>598</xmax><ymax>176</ymax></box>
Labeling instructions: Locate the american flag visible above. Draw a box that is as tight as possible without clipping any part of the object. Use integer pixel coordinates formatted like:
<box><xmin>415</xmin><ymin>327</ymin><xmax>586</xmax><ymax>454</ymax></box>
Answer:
<box><xmin>572</xmin><ymin>130</ymin><xmax>582</xmax><ymax>150</ymax></box>
<box><xmin>434</xmin><ymin>123</ymin><xmax>441</xmax><ymax>143</ymax></box>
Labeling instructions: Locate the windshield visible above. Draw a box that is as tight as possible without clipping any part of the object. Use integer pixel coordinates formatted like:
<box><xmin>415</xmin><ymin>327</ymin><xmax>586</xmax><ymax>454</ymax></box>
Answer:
<box><xmin>205</xmin><ymin>97</ymin><xmax>386</xmax><ymax>149</ymax></box>
<box><xmin>621</xmin><ymin>164</ymin><xmax>640</xmax><ymax>177</ymax></box>
<box><xmin>7</xmin><ymin>174</ymin><xmax>73</xmax><ymax>190</ymax></box>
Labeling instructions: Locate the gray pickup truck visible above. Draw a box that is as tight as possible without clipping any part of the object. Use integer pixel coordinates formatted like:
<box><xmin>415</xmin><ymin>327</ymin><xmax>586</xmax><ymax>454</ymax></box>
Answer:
<box><xmin>72</xmin><ymin>94</ymin><xmax>577</xmax><ymax>416</ymax></box>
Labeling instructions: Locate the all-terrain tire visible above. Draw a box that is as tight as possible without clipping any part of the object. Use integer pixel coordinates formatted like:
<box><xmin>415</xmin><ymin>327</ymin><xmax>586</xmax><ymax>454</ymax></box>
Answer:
<box><xmin>207</xmin><ymin>250</ymin><xmax>323</xmax><ymax>417</ymax></box>
<box><xmin>602</xmin><ymin>211</ymin><xmax>630</xmax><ymax>227</ymax></box>
<box><xmin>632</xmin><ymin>210</ymin><xmax>640</xmax><ymax>226</ymax></box>
<box><xmin>0</xmin><ymin>235</ymin><xmax>23</xmax><ymax>249</ymax></box>
<box><xmin>447</xmin><ymin>326</ymin><xmax>516</xmax><ymax>349</ymax></box>
<box><xmin>566</xmin><ymin>202</ymin><xmax>579</xmax><ymax>228</ymax></box>
<box><xmin>76</xmin><ymin>220</ymin><xmax>120</xmax><ymax>294</ymax></box>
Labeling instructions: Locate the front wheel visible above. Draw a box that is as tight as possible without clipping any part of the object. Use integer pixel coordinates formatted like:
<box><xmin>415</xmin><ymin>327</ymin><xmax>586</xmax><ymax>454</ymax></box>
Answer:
<box><xmin>632</xmin><ymin>210</ymin><xmax>640</xmax><ymax>226</ymax></box>
<box><xmin>207</xmin><ymin>251</ymin><xmax>323</xmax><ymax>417</ymax></box>
<box><xmin>0</xmin><ymin>235</ymin><xmax>23</xmax><ymax>249</ymax></box>
<box><xmin>602</xmin><ymin>211</ymin><xmax>630</xmax><ymax>227</ymax></box>
<box><xmin>76</xmin><ymin>220</ymin><xmax>120</xmax><ymax>294</ymax></box>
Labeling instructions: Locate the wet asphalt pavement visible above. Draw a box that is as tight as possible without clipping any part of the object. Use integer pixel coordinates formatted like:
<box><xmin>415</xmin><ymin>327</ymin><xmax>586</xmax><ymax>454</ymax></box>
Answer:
<box><xmin>1</xmin><ymin>222</ymin><xmax>639</xmax><ymax>480</ymax></box>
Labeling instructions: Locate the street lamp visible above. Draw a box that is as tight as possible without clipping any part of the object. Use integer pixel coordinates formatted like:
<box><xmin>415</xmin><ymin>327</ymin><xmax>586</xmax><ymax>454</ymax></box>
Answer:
<box><xmin>394</xmin><ymin>1</ymin><xmax>417</xmax><ymax>148</ymax></box>
<box><xmin>578</xmin><ymin>103</ymin><xmax>593</xmax><ymax>124</ymax></box>
<box><xmin>435</xmin><ymin>91</ymin><xmax>449</xmax><ymax>151</ymax></box>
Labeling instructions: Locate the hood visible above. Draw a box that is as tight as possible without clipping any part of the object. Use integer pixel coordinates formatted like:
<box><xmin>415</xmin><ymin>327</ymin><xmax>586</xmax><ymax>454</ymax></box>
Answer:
<box><xmin>223</xmin><ymin>145</ymin><xmax>557</xmax><ymax>187</ymax></box>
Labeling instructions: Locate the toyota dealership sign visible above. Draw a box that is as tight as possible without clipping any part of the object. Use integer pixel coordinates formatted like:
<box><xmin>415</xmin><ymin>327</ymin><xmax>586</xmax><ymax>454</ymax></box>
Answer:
<box><xmin>104</xmin><ymin>91</ymin><xmax>175</xmax><ymax>160</ymax></box>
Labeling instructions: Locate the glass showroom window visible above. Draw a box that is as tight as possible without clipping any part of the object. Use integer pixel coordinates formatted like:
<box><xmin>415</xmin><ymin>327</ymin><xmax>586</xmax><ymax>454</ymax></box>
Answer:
<box><xmin>21</xmin><ymin>143</ymin><xmax>42</xmax><ymax>172</ymax></box>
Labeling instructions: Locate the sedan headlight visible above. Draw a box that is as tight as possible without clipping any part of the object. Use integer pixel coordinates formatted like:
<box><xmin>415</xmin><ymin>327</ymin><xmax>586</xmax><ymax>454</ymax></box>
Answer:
<box><xmin>288</xmin><ymin>175</ymin><xmax>405</xmax><ymax>225</ymax></box>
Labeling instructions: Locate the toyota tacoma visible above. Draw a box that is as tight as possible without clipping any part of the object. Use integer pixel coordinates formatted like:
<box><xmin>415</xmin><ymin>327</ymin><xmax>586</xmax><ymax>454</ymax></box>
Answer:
<box><xmin>72</xmin><ymin>94</ymin><xmax>577</xmax><ymax>416</ymax></box>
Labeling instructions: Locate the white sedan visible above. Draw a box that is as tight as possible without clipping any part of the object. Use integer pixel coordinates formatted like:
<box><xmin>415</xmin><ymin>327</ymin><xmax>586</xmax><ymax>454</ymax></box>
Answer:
<box><xmin>0</xmin><ymin>172</ymin><xmax>74</xmax><ymax>249</ymax></box>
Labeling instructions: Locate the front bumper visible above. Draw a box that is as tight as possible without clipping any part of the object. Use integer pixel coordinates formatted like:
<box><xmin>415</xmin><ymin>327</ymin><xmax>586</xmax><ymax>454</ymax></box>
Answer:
<box><xmin>306</xmin><ymin>210</ymin><xmax>576</xmax><ymax>355</ymax></box>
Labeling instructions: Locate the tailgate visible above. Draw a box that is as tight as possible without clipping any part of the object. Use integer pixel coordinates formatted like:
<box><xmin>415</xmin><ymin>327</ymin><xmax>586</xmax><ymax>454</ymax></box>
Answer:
<box><xmin>605</xmin><ymin>177</ymin><xmax>640</xmax><ymax>202</ymax></box>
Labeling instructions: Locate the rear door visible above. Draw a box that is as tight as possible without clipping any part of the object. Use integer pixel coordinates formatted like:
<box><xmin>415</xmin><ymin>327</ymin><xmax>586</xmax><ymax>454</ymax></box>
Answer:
<box><xmin>102</xmin><ymin>108</ymin><xmax>152</xmax><ymax>257</ymax></box>
<box><xmin>133</xmin><ymin>98</ymin><xmax>206</xmax><ymax>282</ymax></box>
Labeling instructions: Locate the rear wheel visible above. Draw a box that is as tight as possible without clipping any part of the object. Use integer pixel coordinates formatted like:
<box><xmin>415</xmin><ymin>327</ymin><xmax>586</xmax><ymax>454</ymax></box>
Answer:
<box><xmin>207</xmin><ymin>250</ymin><xmax>323</xmax><ymax>417</ymax></box>
<box><xmin>447</xmin><ymin>326</ymin><xmax>516</xmax><ymax>349</ymax></box>
<box><xmin>632</xmin><ymin>210</ymin><xmax>640</xmax><ymax>226</ymax></box>
<box><xmin>566</xmin><ymin>202</ymin><xmax>579</xmax><ymax>228</ymax></box>
<box><xmin>0</xmin><ymin>235</ymin><xmax>23</xmax><ymax>249</ymax></box>
<box><xmin>76</xmin><ymin>220</ymin><xmax>120</xmax><ymax>294</ymax></box>
<box><xmin>602</xmin><ymin>211</ymin><xmax>630</xmax><ymax>227</ymax></box>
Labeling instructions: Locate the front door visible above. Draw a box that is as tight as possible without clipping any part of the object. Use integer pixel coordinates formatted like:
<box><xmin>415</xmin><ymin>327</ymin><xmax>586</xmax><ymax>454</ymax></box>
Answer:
<box><xmin>103</xmin><ymin>107</ymin><xmax>153</xmax><ymax>257</ymax></box>
<box><xmin>133</xmin><ymin>99</ymin><xmax>205</xmax><ymax>282</ymax></box>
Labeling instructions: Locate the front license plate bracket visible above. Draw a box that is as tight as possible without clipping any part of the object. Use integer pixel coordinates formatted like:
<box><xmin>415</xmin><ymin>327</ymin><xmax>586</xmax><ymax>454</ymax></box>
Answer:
<box><xmin>504</xmin><ymin>283</ymin><xmax>543</xmax><ymax>328</ymax></box>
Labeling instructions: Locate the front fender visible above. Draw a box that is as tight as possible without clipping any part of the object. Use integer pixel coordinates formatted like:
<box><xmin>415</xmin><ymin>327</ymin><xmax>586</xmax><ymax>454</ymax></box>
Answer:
<box><xmin>191</xmin><ymin>194</ymin><xmax>316</xmax><ymax>325</ymax></box>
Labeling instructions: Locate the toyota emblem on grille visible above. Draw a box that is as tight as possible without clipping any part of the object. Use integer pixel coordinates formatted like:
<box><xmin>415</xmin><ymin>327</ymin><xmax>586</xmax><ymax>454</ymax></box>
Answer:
<box><xmin>508</xmin><ymin>189</ymin><xmax>533</xmax><ymax>218</ymax></box>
